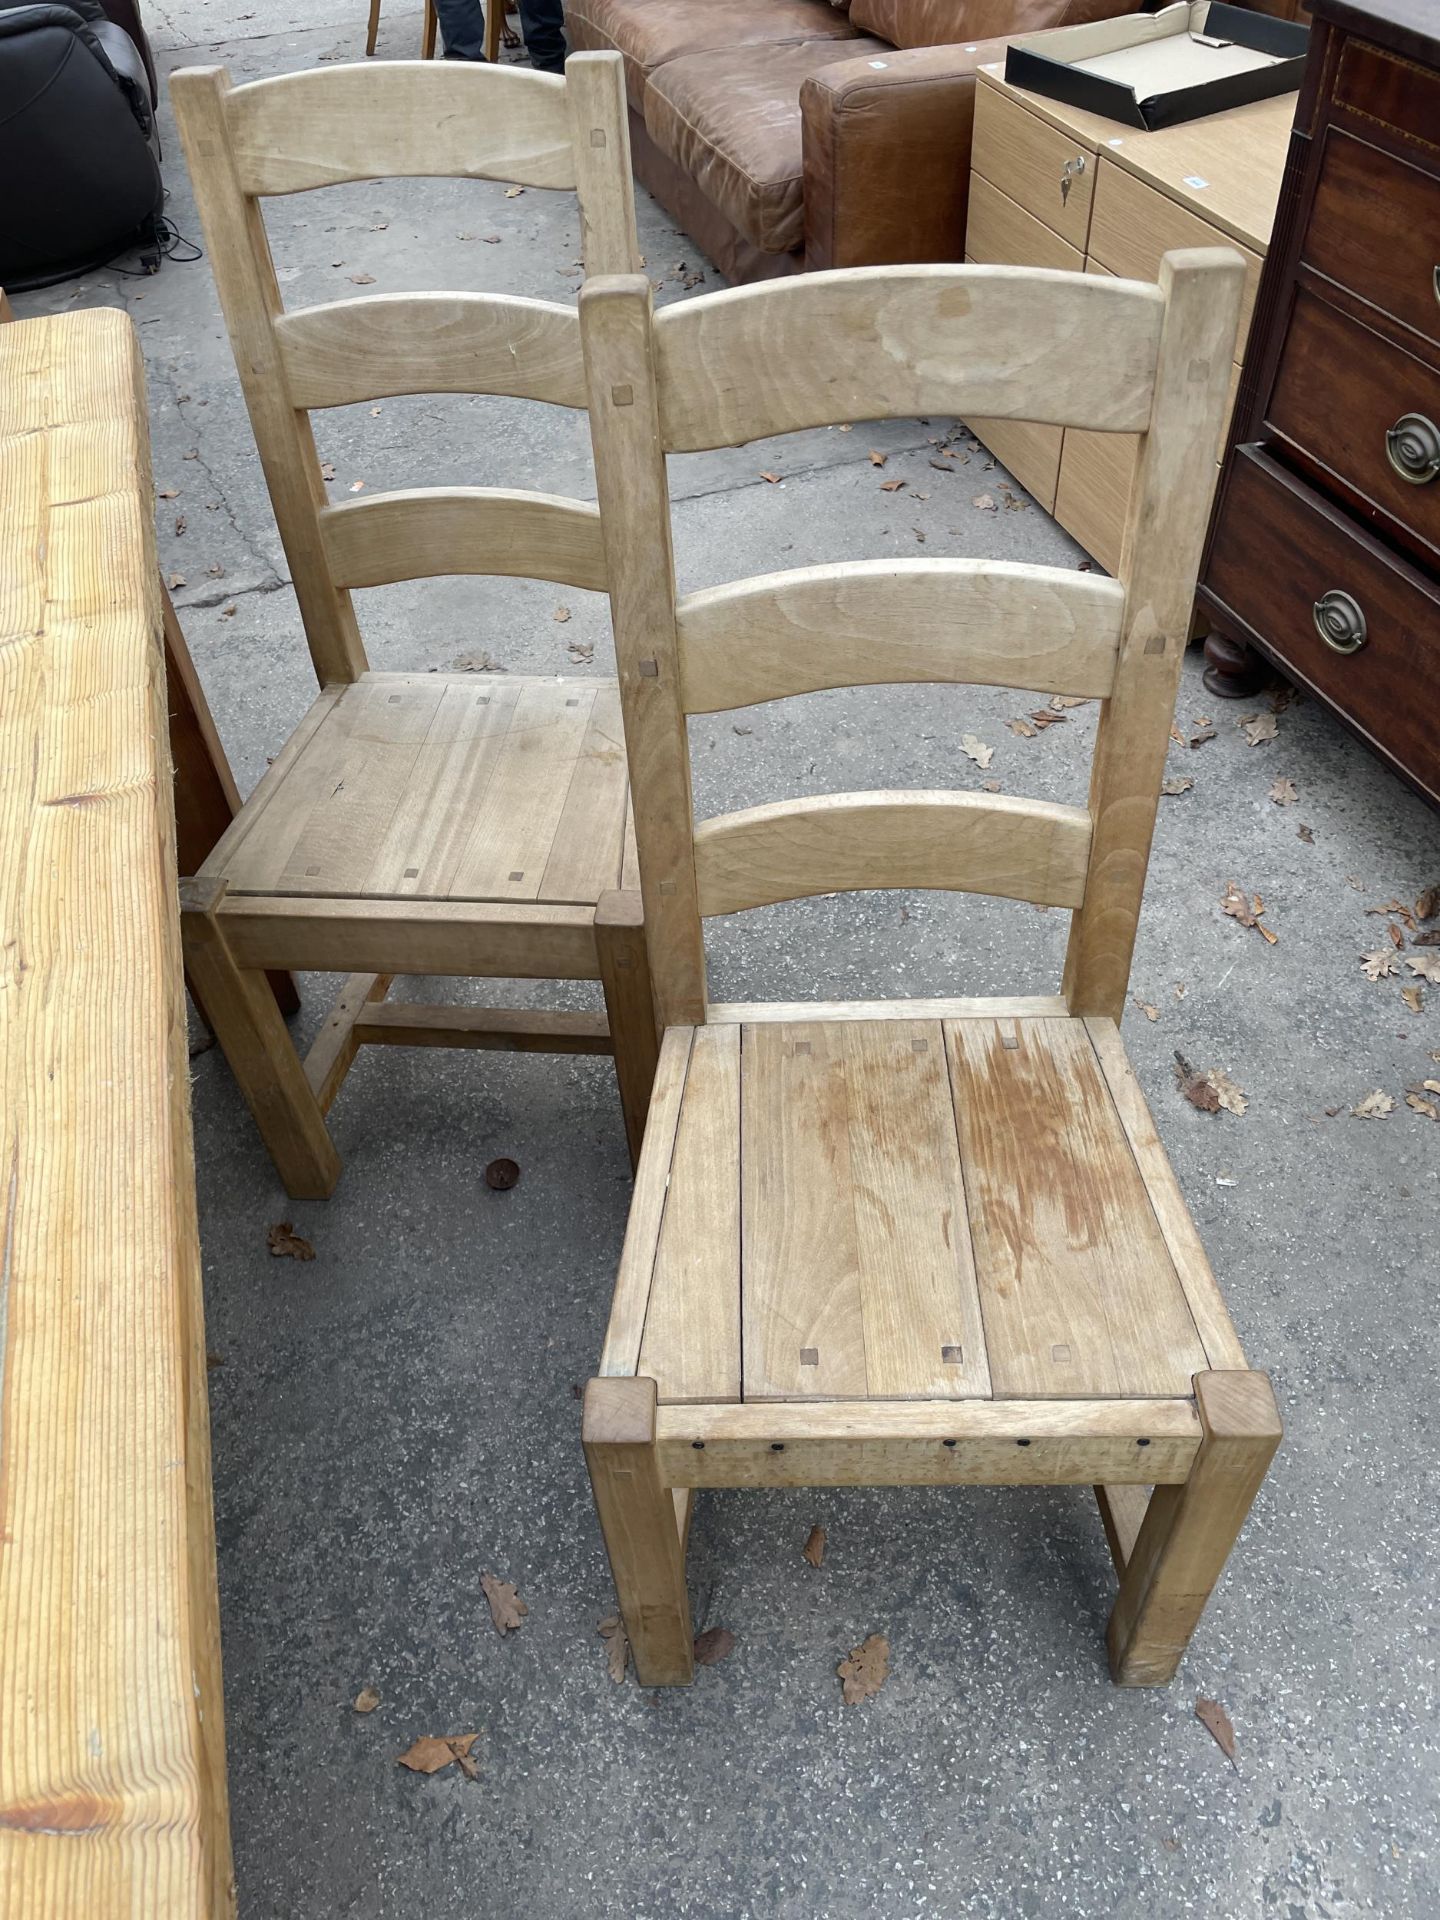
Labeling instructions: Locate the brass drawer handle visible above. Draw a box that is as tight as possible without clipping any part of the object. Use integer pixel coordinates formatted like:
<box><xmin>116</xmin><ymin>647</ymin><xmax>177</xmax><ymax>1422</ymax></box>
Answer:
<box><xmin>1386</xmin><ymin>412</ymin><xmax>1440</xmax><ymax>484</ymax></box>
<box><xmin>1312</xmin><ymin>590</ymin><xmax>1367</xmax><ymax>654</ymax></box>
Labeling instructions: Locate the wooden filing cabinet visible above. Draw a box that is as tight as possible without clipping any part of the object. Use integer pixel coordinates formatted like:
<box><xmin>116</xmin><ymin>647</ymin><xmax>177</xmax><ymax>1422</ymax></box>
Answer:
<box><xmin>966</xmin><ymin>65</ymin><xmax>1295</xmax><ymax>573</ymax></box>
<box><xmin>1200</xmin><ymin>0</ymin><xmax>1440</xmax><ymax>807</ymax></box>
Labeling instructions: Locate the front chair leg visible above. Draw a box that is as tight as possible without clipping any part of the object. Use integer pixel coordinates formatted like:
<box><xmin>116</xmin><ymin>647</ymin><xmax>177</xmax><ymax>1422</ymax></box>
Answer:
<box><xmin>595</xmin><ymin>890</ymin><xmax>659</xmax><ymax>1170</ymax></box>
<box><xmin>1107</xmin><ymin>1370</ymin><xmax>1281</xmax><ymax>1686</ymax></box>
<box><xmin>583</xmin><ymin>1377</ymin><xmax>694</xmax><ymax>1686</ymax></box>
<box><xmin>180</xmin><ymin>878</ymin><xmax>341</xmax><ymax>1201</ymax></box>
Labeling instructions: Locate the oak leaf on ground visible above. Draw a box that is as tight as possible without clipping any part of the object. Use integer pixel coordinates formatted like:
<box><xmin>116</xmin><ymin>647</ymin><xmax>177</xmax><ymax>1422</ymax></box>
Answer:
<box><xmin>1406</xmin><ymin>955</ymin><xmax>1440</xmax><ymax>986</ymax></box>
<box><xmin>1268</xmin><ymin>777</ymin><xmax>1297</xmax><ymax>805</ymax></box>
<box><xmin>1160</xmin><ymin>776</ymin><xmax>1193</xmax><ymax>796</ymax></box>
<box><xmin>1221</xmin><ymin>882</ymin><xmax>1277</xmax><ymax>944</ymax></box>
<box><xmin>1173</xmin><ymin>1054</ymin><xmax>1246</xmax><ymax>1116</ymax></box>
<box><xmin>838</xmin><ymin>1634</ymin><xmax>889</xmax><ymax>1704</ymax></box>
<box><xmin>1240</xmin><ymin>713</ymin><xmax>1277</xmax><ymax>746</ymax></box>
<box><xmin>397</xmin><ymin>1733</ymin><xmax>480</xmax><ymax>1778</ymax></box>
<box><xmin>1402</xmin><ymin>985</ymin><xmax>1424</xmax><ymax>1014</ymax></box>
<box><xmin>267</xmin><ymin>1222</ymin><xmax>315</xmax><ymax>1260</ymax></box>
<box><xmin>693</xmin><ymin>1626</ymin><xmax>736</xmax><ymax>1666</ymax></box>
<box><xmin>803</xmin><ymin>1526</ymin><xmax>827</xmax><ymax>1568</ymax></box>
<box><xmin>960</xmin><ymin>733</ymin><xmax>993</xmax><ymax>769</ymax></box>
<box><xmin>1360</xmin><ymin>949</ymin><xmax>1397</xmax><ymax>981</ymax></box>
<box><xmin>597</xmin><ymin>1614</ymin><xmax>629</xmax><ymax>1683</ymax></box>
<box><xmin>481</xmin><ymin>1572</ymin><xmax>528</xmax><ymax>1634</ymax></box>
<box><xmin>1351</xmin><ymin>1090</ymin><xmax>1394</xmax><ymax>1118</ymax></box>
<box><xmin>353</xmin><ymin>1687</ymin><xmax>381</xmax><ymax>1713</ymax></box>
<box><xmin>1195</xmin><ymin>1697</ymin><xmax>1237</xmax><ymax>1768</ymax></box>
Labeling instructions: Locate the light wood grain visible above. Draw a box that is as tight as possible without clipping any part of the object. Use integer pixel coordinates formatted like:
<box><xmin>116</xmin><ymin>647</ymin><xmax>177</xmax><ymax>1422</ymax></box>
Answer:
<box><xmin>972</xmin><ymin>78</ymin><xmax>1096</xmax><ymax>251</ymax></box>
<box><xmin>599</xmin><ymin>1028</ymin><xmax>693</xmax><ymax>1377</ymax></box>
<box><xmin>353</xmin><ymin>1002</ymin><xmax>611</xmax><ymax>1051</ymax></box>
<box><xmin>217</xmin><ymin>894</ymin><xmax>602</xmax><ymax>979</ymax></box>
<box><xmin>658</xmin><ymin>1399</ymin><xmax>1200</xmax><ymax>1488</ymax></box>
<box><xmin>1096</xmin><ymin>1483</ymin><xmax>1152</xmax><ymax>1574</ymax></box>
<box><xmin>706</xmin><ymin>995</ymin><xmax>1070</xmax><ymax>1024</ymax></box>
<box><xmin>1087</xmin><ymin>159</ymin><xmax>1264</xmax><ymax>347</ymax></box>
<box><xmin>692</xmin><ymin>791</ymin><xmax>1092</xmax><ymax>917</ymax></box>
<box><xmin>275</xmin><ymin>293</ymin><xmax>585</xmax><ymax>410</ymax></box>
<box><xmin>580</xmin><ymin>276</ymin><xmax>707</xmax><ymax>1025</ymax></box>
<box><xmin>1063</xmin><ymin>250</ymin><xmax>1244</xmax><ymax>1018</ymax></box>
<box><xmin>172</xmin><ymin>65</ymin><xmax>367</xmax><ymax>685</ymax></box>
<box><xmin>676</xmin><ymin>558</ymin><xmax>1122</xmax><ymax>712</ymax></box>
<box><xmin>1109</xmin><ymin>1370</ymin><xmax>1280</xmax><ymax>1684</ymax></box>
<box><xmin>0</xmin><ymin>308</ymin><xmax>235</xmax><ymax>1916</ymax></box>
<box><xmin>304</xmin><ymin>971</ymin><xmax>393</xmax><ymax>1111</ymax></box>
<box><xmin>319</xmin><ymin>487</ymin><xmax>607</xmax><ymax>590</ymax></box>
<box><xmin>565</xmin><ymin>52</ymin><xmax>641</xmax><ymax>276</ymax></box>
<box><xmin>226</xmin><ymin>60</ymin><xmax>577</xmax><ymax>195</ymax></box>
<box><xmin>946</xmin><ymin>1018</ymin><xmax>1208</xmax><ymax>1398</ymax></box>
<box><xmin>594</xmin><ymin>888</ymin><xmax>660</xmax><ymax>1169</ymax></box>
<box><xmin>652</xmin><ymin>265</ymin><xmax>1163</xmax><ymax>451</ymax></box>
<box><xmin>637</xmin><ymin>1024</ymin><xmax>741</xmax><ymax>1402</ymax></box>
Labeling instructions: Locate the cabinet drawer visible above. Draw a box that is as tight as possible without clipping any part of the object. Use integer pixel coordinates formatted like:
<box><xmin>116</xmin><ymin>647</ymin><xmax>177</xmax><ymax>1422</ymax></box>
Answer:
<box><xmin>966</xmin><ymin>171</ymin><xmax>1084</xmax><ymax>275</ymax></box>
<box><xmin>972</xmin><ymin>82</ymin><xmax>1094</xmax><ymax>252</ymax></box>
<box><xmin>1266</xmin><ymin>288</ymin><xmax>1440</xmax><ymax>564</ymax></box>
<box><xmin>1335</xmin><ymin>35</ymin><xmax>1440</xmax><ymax>157</ymax></box>
<box><xmin>1207</xmin><ymin>448</ymin><xmax>1440</xmax><ymax>800</ymax></box>
<box><xmin>1304</xmin><ymin>129</ymin><xmax>1440</xmax><ymax>351</ymax></box>
<box><xmin>1087</xmin><ymin>160</ymin><xmax>1265</xmax><ymax>350</ymax></box>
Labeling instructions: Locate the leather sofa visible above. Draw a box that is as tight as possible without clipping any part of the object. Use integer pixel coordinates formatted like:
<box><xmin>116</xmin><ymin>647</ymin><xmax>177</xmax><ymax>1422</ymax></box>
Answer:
<box><xmin>565</xmin><ymin>0</ymin><xmax>1312</xmax><ymax>281</ymax></box>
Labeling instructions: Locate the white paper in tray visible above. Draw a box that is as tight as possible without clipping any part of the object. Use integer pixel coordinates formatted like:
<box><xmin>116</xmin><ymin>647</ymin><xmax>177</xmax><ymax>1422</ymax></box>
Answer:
<box><xmin>1073</xmin><ymin>37</ymin><xmax>1285</xmax><ymax>95</ymax></box>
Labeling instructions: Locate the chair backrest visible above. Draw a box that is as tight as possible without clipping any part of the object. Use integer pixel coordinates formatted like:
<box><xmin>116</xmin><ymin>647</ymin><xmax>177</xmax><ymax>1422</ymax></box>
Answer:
<box><xmin>171</xmin><ymin>54</ymin><xmax>638</xmax><ymax>688</ymax></box>
<box><xmin>580</xmin><ymin>254</ymin><xmax>1243</xmax><ymax>1026</ymax></box>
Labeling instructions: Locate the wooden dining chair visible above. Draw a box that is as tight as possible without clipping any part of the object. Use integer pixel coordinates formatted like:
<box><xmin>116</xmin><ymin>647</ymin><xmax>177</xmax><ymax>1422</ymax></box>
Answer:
<box><xmin>578</xmin><ymin>252</ymin><xmax>1282</xmax><ymax>1688</ymax></box>
<box><xmin>171</xmin><ymin>54</ymin><xmax>653</xmax><ymax>1200</ymax></box>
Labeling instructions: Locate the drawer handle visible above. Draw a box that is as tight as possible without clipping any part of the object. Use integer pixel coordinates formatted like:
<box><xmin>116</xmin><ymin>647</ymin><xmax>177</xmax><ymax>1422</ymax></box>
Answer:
<box><xmin>1312</xmin><ymin>590</ymin><xmax>1367</xmax><ymax>655</ymax></box>
<box><xmin>1386</xmin><ymin>412</ymin><xmax>1440</xmax><ymax>485</ymax></box>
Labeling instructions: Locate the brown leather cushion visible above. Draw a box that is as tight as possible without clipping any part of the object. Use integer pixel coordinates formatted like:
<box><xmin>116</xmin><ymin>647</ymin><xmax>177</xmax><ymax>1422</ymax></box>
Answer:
<box><xmin>644</xmin><ymin>38</ymin><xmax>889</xmax><ymax>256</ymax></box>
<box><xmin>847</xmin><ymin>0</ymin><xmax>1139</xmax><ymax>51</ymax></box>
<box><xmin>565</xmin><ymin>0</ymin><xmax>861</xmax><ymax>109</ymax></box>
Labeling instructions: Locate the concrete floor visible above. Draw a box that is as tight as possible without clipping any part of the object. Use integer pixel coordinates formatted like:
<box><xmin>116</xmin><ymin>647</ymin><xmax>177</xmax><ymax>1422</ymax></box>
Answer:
<box><xmin>15</xmin><ymin>5</ymin><xmax>1440</xmax><ymax>1915</ymax></box>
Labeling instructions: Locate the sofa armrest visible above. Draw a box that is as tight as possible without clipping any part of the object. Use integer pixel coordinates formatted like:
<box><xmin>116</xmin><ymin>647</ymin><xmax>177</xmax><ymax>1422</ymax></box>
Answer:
<box><xmin>800</xmin><ymin>40</ymin><xmax>1010</xmax><ymax>271</ymax></box>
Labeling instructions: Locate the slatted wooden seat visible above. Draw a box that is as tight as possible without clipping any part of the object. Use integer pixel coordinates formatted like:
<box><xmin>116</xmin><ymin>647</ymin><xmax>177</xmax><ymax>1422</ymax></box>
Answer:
<box><xmin>172</xmin><ymin>53</ymin><xmax>655</xmax><ymax>1198</ymax></box>
<box><xmin>579</xmin><ymin>255</ymin><xmax>1282</xmax><ymax>1688</ymax></box>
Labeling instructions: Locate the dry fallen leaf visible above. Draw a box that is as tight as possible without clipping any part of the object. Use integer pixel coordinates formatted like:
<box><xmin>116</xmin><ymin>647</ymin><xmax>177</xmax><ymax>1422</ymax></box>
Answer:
<box><xmin>1007</xmin><ymin>717</ymin><xmax>1037</xmax><ymax>738</ymax></box>
<box><xmin>1268</xmin><ymin>777</ymin><xmax>1297</xmax><ymax>805</ymax></box>
<box><xmin>1416</xmin><ymin>884</ymin><xmax>1440</xmax><ymax>923</ymax></box>
<box><xmin>597</xmin><ymin>1614</ymin><xmax>629</xmax><ymax>1683</ymax></box>
<box><xmin>1189</xmin><ymin>727</ymin><xmax>1217</xmax><ymax>748</ymax></box>
<box><xmin>1173</xmin><ymin>1054</ymin><xmax>1246</xmax><ymax>1116</ymax></box>
<box><xmin>1195</xmin><ymin>1697</ymin><xmax>1237</xmax><ymax>1768</ymax></box>
<box><xmin>353</xmin><ymin>1687</ymin><xmax>381</xmax><ymax>1713</ymax></box>
<box><xmin>1297</xmin><ymin>823</ymin><xmax>1315</xmax><ymax>844</ymax></box>
<box><xmin>1360</xmin><ymin>948</ymin><xmax>1398</xmax><ymax>981</ymax></box>
<box><xmin>759</xmin><ymin>471</ymin><xmax>782</xmax><ymax>485</ymax></box>
<box><xmin>803</xmin><ymin>1526</ymin><xmax>826</xmax><ymax>1568</ymax></box>
<box><xmin>838</xmin><ymin>1633</ymin><xmax>889</xmax><ymax>1704</ymax></box>
<box><xmin>879</xmin><ymin>477</ymin><xmax>906</xmax><ymax>493</ymax></box>
<box><xmin>1029</xmin><ymin>708</ymin><xmax>1066</xmax><ymax>729</ymax></box>
<box><xmin>553</xmin><ymin>605</ymin><xmax>571</xmax><ymax>623</ymax></box>
<box><xmin>157</xmin><ymin>486</ymin><xmax>178</xmax><ymax>499</ymax></box>
<box><xmin>481</xmin><ymin>1572</ymin><xmax>528</xmax><ymax>1635</ymax></box>
<box><xmin>1402</xmin><ymin>985</ymin><xmax>1424</xmax><ymax>1014</ymax></box>
<box><xmin>693</xmin><ymin>1626</ymin><xmax>736</xmax><ymax>1666</ymax></box>
<box><xmin>1351</xmin><ymin>1090</ymin><xmax>1394</xmax><ymax>1118</ymax></box>
<box><xmin>960</xmin><ymin>733</ymin><xmax>993</xmax><ymax>769</ymax></box>
<box><xmin>320</xmin><ymin>461</ymin><xmax>336</xmax><ymax>480</ymax></box>
<box><xmin>166</xmin><ymin>571</ymin><xmax>186</xmax><ymax>590</ymax></box>
<box><xmin>567</xmin><ymin>640</ymin><xmax>594</xmax><ymax>664</ymax></box>
<box><xmin>1221</xmin><ymin>882</ymin><xmax>1277</xmax><ymax>945</ymax></box>
<box><xmin>1160</xmin><ymin>776</ymin><xmax>1193</xmax><ymax>796</ymax></box>
<box><xmin>1134</xmin><ymin>999</ymin><xmax>1160</xmax><ymax>1022</ymax></box>
<box><xmin>1367</xmin><ymin>898</ymin><xmax>1416</xmax><ymax>930</ymax></box>
<box><xmin>1405</xmin><ymin>1089</ymin><xmax>1440</xmax><ymax>1120</ymax></box>
<box><xmin>504</xmin><ymin>185</ymin><xmax>524</xmax><ymax>198</ymax></box>
<box><xmin>348</xmin><ymin>272</ymin><xmax>376</xmax><ymax>285</ymax></box>
<box><xmin>456</xmin><ymin>650</ymin><xmax>504</xmax><ymax>673</ymax></box>
<box><xmin>970</xmin><ymin>492</ymin><xmax>997</xmax><ymax>512</ymax></box>
<box><xmin>267</xmin><ymin>1222</ymin><xmax>315</xmax><ymax>1261</ymax></box>
<box><xmin>868</xmin><ymin>449</ymin><xmax>887</xmax><ymax>467</ymax></box>
<box><xmin>981</xmin><ymin>778</ymin><xmax>1001</xmax><ymax>793</ymax></box>
<box><xmin>397</xmin><ymin>1733</ymin><xmax>480</xmax><ymax>1778</ymax></box>
<box><xmin>1406</xmin><ymin>955</ymin><xmax>1440</xmax><ymax>985</ymax></box>
<box><xmin>1050</xmin><ymin>695</ymin><xmax>1087</xmax><ymax>710</ymax></box>
<box><xmin>484</xmin><ymin>1156</ymin><xmax>520</xmax><ymax>1190</ymax></box>
<box><xmin>1240</xmin><ymin>712</ymin><xmax>1278</xmax><ymax>747</ymax></box>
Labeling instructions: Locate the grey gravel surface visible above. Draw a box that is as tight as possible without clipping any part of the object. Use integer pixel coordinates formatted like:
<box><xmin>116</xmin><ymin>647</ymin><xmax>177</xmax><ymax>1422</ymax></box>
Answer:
<box><xmin>14</xmin><ymin>5</ymin><xmax>1439</xmax><ymax>1914</ymax></box>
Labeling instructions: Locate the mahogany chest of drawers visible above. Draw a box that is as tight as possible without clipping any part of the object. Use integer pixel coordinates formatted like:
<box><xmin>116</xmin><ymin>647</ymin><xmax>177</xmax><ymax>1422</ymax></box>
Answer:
<box><xmin>1199</xmin><ymin>0</ymin><xmax>1440</xmax><ymax>807</ymax></box>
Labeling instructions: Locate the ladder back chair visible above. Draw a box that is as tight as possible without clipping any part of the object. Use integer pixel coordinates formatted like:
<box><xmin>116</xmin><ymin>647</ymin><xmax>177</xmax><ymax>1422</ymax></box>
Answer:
<box><xmin>171</xmin><ymin>54</ymin><xmax>655</xmax><ymax>1199</ymax></box>
<box><xmin>579</xmin><ymin>254</ymin><xmax>1282</xmax><ymax>1688</ymax></box>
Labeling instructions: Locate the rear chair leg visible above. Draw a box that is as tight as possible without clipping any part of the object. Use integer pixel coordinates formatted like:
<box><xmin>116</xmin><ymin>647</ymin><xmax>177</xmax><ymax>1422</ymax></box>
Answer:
<box><xmin>180</xmin><ymin>878</ymin><xmax>341</xmax><ymax>1201</ymax></box>
<box><xmin>583</xmin><ymin>1377</ymin><xmax>694</xmax><ymax>1686</ymax></box>
<box><xmin>595</xmin><ymin>890</ymin><xmax>659</xmax><ymax>1170</ymax></box>
<box><xmin>1107</xmin><ymin>1370</ymin><xmax>1281</xmax><ymax>1686</ymax></box>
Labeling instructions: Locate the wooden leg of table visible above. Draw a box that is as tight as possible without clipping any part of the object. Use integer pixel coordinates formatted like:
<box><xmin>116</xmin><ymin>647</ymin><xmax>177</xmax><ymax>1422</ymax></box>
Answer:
<box><xmin>483</xmin><ymin>0</ymin><xmax>502</xmax><ymax>63</ymax></box>
<box><xmin>366</xmin><ymin>0</ymin><xmax>382</xmax><ymax>55</ymax></box>
<box><xmin>595</xmin><ymin>890</ymin><xmax>658</xmax><ymax>1170</ymax></box>
<box><xmin>180</xmin><ymin>877</ymin><xmax>341</xmax><ymax>1201</ymax></box>
<box><xmin>583</xmin><ymin>1377</ymin><xmax>694</xmax><ymax>1686</ymax></box>
<box><xmin>1107</xmin><ymin>1371</ymin><xmax>1281</xmax><ymax>1687</ymax></box>
<box><xmin>421</xmin><ymin>0</ymin><xmax>437</xmax><ymax>58</ymax></box>
<box><xmin>162</xmin><ymin>584</ymin><xmax>300</xmax><ymax>1019</ymax></box>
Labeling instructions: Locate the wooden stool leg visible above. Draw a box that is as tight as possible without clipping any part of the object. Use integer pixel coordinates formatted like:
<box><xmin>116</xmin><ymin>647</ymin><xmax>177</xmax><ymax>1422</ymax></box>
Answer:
<box><xmin>583</xmin><ymin>1377</ymin><xmax>694</xmax><ymax>1686</ymax></box>
<box><xmin>181</xmin><ymin>878</ymin><xmax>341</xmax><ymax>1201</ymax></box>
<box><xmin>421</xmin><ymin>0</ymin><xmax>437</xmax><ymax>58</ymax></box>
<box><xmin>483</xmin><ymin>0</ymin><xmax>502</xmax><ymax>63</ymax></box>
<box><xmin>1107</xmin><ymin>1371</ymin><xmax>1281</xmax><ymax>1686</ymax></box>
<box><xmin>595</xmin><ymin>890</ymin><xmax>659</xmax><ymax>1170</ymax></box>
<box><xmin>366</xmin><ymin>0</ymin><xmax>382</xmax><ymax>55</ymax></box>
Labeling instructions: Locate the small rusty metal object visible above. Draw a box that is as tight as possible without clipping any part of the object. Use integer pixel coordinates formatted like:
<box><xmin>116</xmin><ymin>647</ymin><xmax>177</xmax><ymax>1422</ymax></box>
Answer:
<box><xmin>484</xmin><ymin>1157</ymin><xmax>521</xmax><ymax>1191</ymax></box>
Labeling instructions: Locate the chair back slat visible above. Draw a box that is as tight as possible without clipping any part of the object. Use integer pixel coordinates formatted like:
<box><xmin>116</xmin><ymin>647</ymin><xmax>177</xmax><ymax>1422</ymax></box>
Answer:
<box><xmin>172</xmin><ymin>52</ymin><xmax>634</xmax><ymax>690</ymax></box>
<box><xmin>275</xmin><ymin>294</ymin><xmax>585</xmax><ymax>410</ymax></box>
<box><xmin>653</xmin><ymin>267</ymin><xmax>1165</xmax><ymax>454</ymax></box>
<box><xmin>692</xmin><ymin>793</ymin><xmax>1093</xmax><ymax>919</ymax></box>
<box><xmin>319</xmin><ymin>488</ymin><xmax>606</xmax><ymax>591</ymax></box>
<box><xmin>226</xmin><ymin>62</ymin><xmax>578</xmax><ymax>196</ymax></box>
<box><xmin>583</xmin><ymin>253</ymin><xmax>1243</xmax><ymax>1027</ymax></box>
<box><xmin>676</xmin><ymin>559</ymin><xmax>1123</xmax><ymax>714</ymax></box>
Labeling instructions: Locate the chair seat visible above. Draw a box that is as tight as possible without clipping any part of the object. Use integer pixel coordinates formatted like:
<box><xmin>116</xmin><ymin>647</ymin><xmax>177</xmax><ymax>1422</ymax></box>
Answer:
<box><xmin>202</xmin><ymin>673</ymin><xmax>630</xmax><ymax>907</ymax></box>
<box><xmin>608</xmin><ymin>1012</ymin><xmax>1247</xmax><ymax>1407</ymax></box>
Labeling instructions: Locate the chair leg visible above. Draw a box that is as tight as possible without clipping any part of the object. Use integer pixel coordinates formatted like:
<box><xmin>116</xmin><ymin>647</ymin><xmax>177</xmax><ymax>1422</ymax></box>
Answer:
<box><xmin>483</xmin><ymin>0</ymin><xmax>502</xmax><ymax>63</ymax></box>
<box><xmin>583</xmin><ymin>1377</ymin><xmax>694</xmax><ymax>1686</ymax></box>
<box><xmin>595</xmin><ymin>890</ymin><xmax>659</xmax><ymax>1170</ymax></box>
<box><xmin>1107</xmin><ymin>1370</ymin><xmax>1281</xmax><ymax>1686</ymax></box>
<box><xmin>366</xmin><ymin>0</ymin><xmax>382</xmax><ymax>55</ymax></box>
<box><xmin>180</xmin><ymin>879</ymin><xmax>342</xmax><ymax>1201</ymax></box>
<box><xmin>421</xmin><ymin>0</ymin><xmax>437</xmax><ymax>58</ymax></box>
